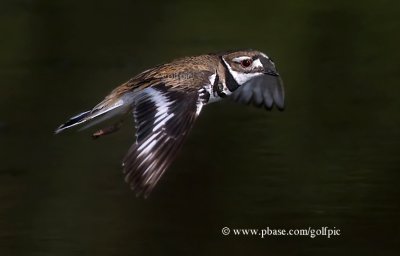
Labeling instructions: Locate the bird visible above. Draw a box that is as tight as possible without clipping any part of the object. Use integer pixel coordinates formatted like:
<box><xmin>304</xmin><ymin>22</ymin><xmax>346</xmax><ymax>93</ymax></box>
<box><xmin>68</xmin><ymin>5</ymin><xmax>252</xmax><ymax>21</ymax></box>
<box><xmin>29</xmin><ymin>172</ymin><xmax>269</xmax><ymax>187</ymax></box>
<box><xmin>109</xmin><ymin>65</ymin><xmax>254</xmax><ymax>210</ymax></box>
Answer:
<box><xmin>55</xmin><ymin>49</ymin><xmax>285</xmax><ymax>197</ymax></box>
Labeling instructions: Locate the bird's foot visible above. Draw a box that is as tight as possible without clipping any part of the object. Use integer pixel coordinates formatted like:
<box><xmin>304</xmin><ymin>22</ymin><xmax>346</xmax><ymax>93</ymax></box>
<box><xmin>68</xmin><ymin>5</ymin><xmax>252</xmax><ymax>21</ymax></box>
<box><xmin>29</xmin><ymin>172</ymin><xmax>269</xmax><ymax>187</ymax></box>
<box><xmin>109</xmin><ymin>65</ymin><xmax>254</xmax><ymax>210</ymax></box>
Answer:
<box><xmin>92</xmin><ymin>121</ymin><xmax>123</xmax><ymax>139</ymax></box>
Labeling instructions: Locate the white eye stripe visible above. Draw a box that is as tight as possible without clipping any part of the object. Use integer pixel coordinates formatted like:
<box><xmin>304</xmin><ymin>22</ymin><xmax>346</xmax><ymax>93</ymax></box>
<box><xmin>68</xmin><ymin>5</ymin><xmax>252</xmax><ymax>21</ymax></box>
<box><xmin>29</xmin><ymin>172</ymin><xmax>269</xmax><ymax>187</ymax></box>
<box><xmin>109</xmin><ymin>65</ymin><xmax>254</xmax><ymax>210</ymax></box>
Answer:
<box><xmin>232</xmin><ymin>57</ymin><xmax>263</xmax><ymax>69</ymax></box>
<box><xmin>232</xmin><ymin>56</ymin><xmax>252</xmax><ymax>63</ymax></box>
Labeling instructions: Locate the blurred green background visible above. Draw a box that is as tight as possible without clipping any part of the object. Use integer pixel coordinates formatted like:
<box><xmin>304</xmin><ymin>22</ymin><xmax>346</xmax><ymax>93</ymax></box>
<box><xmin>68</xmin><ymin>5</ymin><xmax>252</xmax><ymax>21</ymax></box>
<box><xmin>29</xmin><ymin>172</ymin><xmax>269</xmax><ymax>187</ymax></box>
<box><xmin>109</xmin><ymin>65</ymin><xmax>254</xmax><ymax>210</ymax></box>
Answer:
<box><xmin>1</xmin><ymin>0</ymin><xmax>400</xmax><ymax>255</ymax></box>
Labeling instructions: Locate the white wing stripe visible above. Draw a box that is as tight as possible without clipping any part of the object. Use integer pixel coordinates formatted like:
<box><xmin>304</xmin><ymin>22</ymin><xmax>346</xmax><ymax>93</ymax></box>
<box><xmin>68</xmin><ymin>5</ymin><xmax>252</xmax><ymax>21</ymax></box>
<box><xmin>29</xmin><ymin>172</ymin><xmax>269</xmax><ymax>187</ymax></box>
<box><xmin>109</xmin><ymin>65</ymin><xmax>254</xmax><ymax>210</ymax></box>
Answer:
<box><xmin>146</xmin><ymin>88</ymin><xmax>173</xmax><ymax>118</ymax></box>
<box><xmin>137</xmin><ymin>132</ymin><xmax>160</xmax><ymax>152</ymax></box>
<box><xmin>153</xmin><ymin>113</ymin><xmax>174</xmax><ymax>132</ymax></box>
<box><xmin>154</xmin><ymin>112</ymin><xmax>168</xmax><ymax>124</ymax></box>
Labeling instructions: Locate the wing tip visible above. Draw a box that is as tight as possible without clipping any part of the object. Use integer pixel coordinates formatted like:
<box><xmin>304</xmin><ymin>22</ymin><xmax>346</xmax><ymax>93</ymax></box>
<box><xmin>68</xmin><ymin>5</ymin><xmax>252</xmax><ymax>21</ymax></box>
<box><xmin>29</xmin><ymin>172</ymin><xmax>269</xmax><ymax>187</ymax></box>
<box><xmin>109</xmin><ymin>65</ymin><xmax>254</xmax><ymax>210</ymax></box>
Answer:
<box><xmin>124</xmin><ymin>167</ymin><xmax>154</xmax><ymax>199</ymax></box>
<box><xmin>274</xmin><ymin>100</ymin><xmax>285</xmax><ymax>111</ymax></box>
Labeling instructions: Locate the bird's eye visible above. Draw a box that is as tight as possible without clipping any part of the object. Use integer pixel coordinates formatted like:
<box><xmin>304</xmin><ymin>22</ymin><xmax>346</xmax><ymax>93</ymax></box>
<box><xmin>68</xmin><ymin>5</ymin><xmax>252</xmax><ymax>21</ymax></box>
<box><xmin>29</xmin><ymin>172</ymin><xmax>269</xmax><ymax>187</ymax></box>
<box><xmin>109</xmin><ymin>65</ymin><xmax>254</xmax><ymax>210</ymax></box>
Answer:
<box><xmin>241</xmin><ymin>59</ymin><xmax>253</xmax><ymax>68</ymax></box>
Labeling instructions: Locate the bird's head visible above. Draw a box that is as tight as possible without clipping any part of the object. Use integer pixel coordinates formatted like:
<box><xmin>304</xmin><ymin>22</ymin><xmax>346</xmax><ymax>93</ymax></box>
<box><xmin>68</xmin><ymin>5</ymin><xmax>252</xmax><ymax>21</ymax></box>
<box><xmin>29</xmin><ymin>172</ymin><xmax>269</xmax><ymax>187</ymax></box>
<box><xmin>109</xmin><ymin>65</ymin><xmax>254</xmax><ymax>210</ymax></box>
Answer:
<box><xmin>219</xmin><ymin>49</ymin><xmax>284</xmax><ymax>110</ymax></box>
<box><xmin>220</xmin><ymin>49</ymin><xmax>279</xmax><ymax>86</ymax></box>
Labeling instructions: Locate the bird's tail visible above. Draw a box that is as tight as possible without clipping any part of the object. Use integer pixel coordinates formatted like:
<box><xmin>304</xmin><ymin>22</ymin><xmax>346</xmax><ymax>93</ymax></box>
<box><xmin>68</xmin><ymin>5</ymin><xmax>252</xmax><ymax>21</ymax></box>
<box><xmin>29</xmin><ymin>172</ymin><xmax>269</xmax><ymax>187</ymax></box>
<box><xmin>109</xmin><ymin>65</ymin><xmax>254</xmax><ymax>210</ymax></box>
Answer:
<box><xmin>55</xmin><ymin>111</ymin><xmax>91</xmax><ymax>134</ymax></box>
<box><xmin>55</xmin><ymin>98</ymin><xmax>128</xmax><ymax>134</ymax></box>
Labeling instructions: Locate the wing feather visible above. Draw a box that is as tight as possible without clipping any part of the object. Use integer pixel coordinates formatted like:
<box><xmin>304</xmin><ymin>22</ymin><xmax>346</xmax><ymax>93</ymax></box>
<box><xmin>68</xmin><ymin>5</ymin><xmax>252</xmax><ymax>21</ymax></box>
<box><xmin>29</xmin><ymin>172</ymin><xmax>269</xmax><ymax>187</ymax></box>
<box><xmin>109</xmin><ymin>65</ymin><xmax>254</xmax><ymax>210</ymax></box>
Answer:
<box><xmin>232</xmin><ymin>75</ymin><xmax>285</xmax><ymax>110</ymax></box>
<box><xmin>122</xmin><ymin>83</ymin><xmax>201</xmax><ymax>197</ymax></box>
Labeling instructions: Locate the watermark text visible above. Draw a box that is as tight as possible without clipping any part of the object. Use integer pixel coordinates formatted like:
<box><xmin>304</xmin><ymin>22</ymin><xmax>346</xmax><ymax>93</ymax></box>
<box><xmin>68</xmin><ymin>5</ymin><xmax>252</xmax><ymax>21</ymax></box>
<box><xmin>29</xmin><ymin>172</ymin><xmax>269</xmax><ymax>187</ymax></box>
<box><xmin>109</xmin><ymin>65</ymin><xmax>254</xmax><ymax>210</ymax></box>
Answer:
<box><xmin>221</xmin><ymin>226</ymin><xmax>341</xmax><ymax>239</ymax></box>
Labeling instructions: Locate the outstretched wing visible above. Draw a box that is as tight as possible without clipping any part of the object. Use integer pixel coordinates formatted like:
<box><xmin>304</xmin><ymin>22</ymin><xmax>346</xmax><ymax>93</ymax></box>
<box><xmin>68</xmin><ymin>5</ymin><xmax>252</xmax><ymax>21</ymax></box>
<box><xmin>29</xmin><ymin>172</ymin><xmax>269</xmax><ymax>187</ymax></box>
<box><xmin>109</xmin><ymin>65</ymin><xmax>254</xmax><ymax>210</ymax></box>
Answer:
<box><xmin>231</xmin><ymin>74</ymin><xmax>285</xmax><ymax>110</ymax></box>
<box><xmin>122</xmin><ymin>83</ymin><xmax>203</xmax><ymax>197</ymax></box>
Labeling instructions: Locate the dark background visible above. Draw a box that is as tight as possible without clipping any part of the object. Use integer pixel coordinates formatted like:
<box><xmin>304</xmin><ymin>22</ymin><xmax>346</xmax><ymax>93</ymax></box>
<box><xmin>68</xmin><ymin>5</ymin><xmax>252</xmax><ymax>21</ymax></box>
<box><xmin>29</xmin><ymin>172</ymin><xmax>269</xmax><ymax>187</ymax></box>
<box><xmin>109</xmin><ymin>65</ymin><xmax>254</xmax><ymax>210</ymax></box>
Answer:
<box><xmin>1</xmin><ymin>0</ymin><xmax>400</xmax><ymax>255</ymax></box>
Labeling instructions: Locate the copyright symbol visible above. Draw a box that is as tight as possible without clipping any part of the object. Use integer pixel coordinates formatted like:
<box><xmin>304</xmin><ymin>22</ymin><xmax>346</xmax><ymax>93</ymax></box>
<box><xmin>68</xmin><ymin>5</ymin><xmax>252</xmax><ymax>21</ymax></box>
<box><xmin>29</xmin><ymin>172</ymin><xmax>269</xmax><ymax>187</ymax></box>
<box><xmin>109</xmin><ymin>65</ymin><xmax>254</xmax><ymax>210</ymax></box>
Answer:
<box><xmin>221</xmin><ymin>227</ymin><xmax>230</xmax><ymax>236</ymax></box>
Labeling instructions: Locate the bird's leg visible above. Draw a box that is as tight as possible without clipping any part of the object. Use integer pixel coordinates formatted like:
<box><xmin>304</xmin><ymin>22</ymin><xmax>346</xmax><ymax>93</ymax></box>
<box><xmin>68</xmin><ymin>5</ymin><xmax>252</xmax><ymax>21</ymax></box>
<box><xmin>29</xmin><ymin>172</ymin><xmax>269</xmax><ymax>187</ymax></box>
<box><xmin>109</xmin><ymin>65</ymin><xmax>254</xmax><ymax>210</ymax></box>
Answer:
<box><xmin>92</xmin><ymin>120</ymin><xmax>124</xmax><ymax>139</ymax></box>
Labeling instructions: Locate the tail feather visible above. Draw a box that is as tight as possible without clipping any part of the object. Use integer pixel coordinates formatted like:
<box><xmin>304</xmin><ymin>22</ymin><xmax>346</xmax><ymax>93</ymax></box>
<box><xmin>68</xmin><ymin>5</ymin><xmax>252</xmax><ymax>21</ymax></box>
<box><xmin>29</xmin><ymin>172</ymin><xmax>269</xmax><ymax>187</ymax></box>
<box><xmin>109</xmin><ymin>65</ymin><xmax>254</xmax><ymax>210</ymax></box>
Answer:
<box><xmin>55</xmin><ymin>97</ymin><xmax>129</xmax><ymax>134</ymax></box>
<box><xmin>55</xmin><ymin>111</ymin><xmax>91</xmax><ymax>134</ymax></box>
<box><xmin>78</xmin><ymin>105</ymin><xmax>126</xmax><ymax>131</ymax></box>
<box><xmin>55</xmin><ymin>89</ymin><xmax>139</xmax><ymax>135</ymax></box>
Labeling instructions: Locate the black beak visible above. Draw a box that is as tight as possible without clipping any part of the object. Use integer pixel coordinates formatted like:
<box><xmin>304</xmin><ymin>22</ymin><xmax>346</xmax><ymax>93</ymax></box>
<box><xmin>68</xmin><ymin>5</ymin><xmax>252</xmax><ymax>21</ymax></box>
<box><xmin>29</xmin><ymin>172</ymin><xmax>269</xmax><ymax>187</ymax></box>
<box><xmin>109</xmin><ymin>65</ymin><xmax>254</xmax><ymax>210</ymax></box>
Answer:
<box><xmin>264</xmin><ymin>69</ymin><xmax>279</xmax><ymax>77</ymax></box>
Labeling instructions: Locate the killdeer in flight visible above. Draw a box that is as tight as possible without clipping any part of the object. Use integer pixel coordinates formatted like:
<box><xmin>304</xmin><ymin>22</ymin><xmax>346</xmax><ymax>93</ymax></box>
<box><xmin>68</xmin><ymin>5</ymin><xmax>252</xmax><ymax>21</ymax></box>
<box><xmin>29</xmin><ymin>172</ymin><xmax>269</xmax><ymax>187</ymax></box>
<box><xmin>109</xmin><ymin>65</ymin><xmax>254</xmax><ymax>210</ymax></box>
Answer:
<box><xmin>55</xmin><ymin>49</ymin><xmax>285</xmax><ymax>197</ymax></box>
